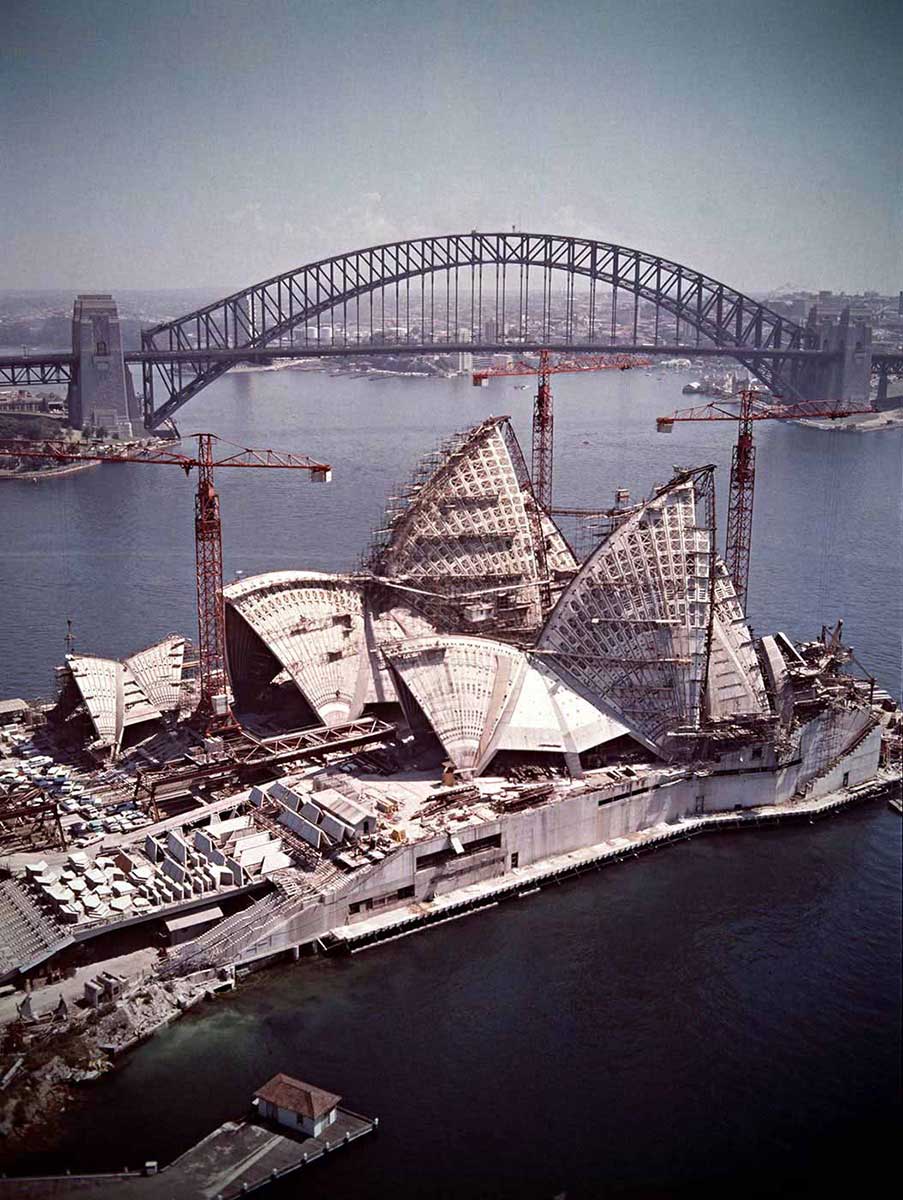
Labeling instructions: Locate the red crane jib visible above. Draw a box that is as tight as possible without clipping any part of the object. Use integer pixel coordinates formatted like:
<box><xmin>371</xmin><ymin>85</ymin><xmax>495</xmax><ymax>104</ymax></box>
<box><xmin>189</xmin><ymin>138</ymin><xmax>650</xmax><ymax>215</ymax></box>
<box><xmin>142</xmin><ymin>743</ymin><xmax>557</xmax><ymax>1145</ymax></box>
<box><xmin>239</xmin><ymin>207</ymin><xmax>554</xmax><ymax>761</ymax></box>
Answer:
<box><xmin>471</xmin><ymin>350</ymin><xmax>652</xmax><ymax>512</ymax></box>
<box><xmin>654</xmin><ymin>389</ymin><xmax>876</xmax><ymax>611</ymax></box>
<box><xmin>472</xmin><ymin>352</ymin><xmax>651</xmax><ymax>382</ymax></box>
<box><xmin>0</xmin><ymin>434</ymin><xmax>331</xmax><ymax>733</ymax></box>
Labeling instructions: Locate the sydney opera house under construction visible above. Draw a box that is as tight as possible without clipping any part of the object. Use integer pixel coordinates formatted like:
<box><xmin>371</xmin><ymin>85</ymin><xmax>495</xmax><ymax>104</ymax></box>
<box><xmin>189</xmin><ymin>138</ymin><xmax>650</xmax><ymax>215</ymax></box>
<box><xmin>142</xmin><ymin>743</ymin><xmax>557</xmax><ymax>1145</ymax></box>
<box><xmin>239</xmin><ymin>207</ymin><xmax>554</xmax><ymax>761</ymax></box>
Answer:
<box><xmin>2</xmin><ymin>416</ymin><xmax>898</xmax><ymax>986</ymax></box>
<box><xmin>223</xmin><ymin>416</ymin><xmax>774</xmax><ymax>770</ymax></box>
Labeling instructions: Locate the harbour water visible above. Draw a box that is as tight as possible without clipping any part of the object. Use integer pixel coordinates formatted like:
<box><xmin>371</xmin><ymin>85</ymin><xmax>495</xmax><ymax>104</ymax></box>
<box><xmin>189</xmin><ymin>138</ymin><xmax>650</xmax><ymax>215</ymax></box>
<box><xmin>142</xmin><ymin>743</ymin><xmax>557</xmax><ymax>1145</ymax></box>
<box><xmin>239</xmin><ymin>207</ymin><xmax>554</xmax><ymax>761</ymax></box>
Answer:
<box><xmin>1</xmin><ymin>366</ymin><xmax>900</xmax><ymax>1194</ymax></box>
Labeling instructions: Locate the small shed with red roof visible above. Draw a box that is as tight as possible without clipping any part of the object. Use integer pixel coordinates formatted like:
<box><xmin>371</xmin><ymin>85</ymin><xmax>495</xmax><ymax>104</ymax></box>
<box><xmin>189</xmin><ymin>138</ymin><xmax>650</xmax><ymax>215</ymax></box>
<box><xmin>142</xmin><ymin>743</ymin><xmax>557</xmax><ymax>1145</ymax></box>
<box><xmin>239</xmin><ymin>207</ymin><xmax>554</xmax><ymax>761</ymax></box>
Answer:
<box><xmin>254</xmin><ymin>1073</ymin><xmax>342</xmax><ymax>1138</ymax></box>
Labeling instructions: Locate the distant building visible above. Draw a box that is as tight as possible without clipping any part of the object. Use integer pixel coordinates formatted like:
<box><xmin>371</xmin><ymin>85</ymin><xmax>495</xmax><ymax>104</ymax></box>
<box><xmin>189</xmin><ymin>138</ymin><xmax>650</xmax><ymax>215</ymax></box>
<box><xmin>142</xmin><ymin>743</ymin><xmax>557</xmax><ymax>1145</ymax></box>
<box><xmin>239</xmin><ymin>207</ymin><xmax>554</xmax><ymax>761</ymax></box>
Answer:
<box><xmin>456</xmin><ymin>327</ymin><xmax>472</xmax><ymax>375</ymax></box>
<box><xmin>789</xmin><ymin>297</ymin><xmax>808</xmax><ymax>325</ymax></box>
<box><xmin>0</xmin><ymin>389</ymin><xmax>50</xmax><ymax>414</ymax></box>
<box><xmin>255</xmin><ymin>1074</ymin><xmax>341</xmax><ymax>1138</ymax></box>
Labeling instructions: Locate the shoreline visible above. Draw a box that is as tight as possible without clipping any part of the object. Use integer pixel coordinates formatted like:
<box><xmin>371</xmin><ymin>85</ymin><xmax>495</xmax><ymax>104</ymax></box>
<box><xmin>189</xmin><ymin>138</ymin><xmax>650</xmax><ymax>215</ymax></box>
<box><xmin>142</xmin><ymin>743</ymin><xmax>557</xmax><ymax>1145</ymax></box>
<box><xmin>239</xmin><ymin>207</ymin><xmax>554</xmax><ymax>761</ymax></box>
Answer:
<box><xmin>0</xmin><ymin>462</ymin><xmax>101</xmax><ymax>483</ymax></box>
<box><xmin>0</xmin><ymin>770</ymin><xmax>897</xmax><ymax>1172</ymax></box>
<box><xmin>792</xmin><ymin>413</ymin><xmax>903</xmax><ymax>433</ymax></box>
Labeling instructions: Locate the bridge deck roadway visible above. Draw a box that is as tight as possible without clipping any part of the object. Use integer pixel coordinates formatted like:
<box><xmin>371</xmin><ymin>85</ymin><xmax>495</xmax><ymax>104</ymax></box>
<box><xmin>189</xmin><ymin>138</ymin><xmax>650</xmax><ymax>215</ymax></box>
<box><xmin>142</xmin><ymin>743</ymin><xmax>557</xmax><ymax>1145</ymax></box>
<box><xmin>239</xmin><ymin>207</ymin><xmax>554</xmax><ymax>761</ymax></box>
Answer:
<box><xmin>4</xmin><ymin>345</ymin><xmax>898</xmax><ymax>395</ymax></box>
<box><xmin>0</xmin><ymin>344</ymin><xmax>854</xmax><ymax>369</ymax></box>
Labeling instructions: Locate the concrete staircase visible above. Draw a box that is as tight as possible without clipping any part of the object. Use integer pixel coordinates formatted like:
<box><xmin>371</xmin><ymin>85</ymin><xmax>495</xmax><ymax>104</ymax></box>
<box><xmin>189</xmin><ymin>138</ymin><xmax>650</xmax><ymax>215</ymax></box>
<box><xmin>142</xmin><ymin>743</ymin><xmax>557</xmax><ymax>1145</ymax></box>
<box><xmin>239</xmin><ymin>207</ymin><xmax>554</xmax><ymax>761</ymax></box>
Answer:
<box><xmin>159</xmin><ymin>891</ymin><xmax>297</xmax><ymax>975</ymax></box>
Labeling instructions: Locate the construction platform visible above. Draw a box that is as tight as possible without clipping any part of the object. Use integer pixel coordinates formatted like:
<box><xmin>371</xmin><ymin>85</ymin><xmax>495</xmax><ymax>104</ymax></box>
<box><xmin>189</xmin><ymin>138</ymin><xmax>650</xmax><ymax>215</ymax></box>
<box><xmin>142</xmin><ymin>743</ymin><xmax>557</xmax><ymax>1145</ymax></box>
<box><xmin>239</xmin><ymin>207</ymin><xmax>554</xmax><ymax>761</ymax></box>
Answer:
<box><xmin>0</xmin><ymin>1109</ymin><xmax>376</xmax><ymax>1199</ymax></box>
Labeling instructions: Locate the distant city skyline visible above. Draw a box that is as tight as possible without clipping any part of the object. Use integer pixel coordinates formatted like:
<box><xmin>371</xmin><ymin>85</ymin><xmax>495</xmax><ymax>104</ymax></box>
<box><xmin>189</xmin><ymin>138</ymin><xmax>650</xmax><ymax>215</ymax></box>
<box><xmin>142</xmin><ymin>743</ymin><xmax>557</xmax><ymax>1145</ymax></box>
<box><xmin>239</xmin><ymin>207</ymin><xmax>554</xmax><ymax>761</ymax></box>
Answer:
<box><xmin>3</xmin><ymin>0</ymin><xmax>901</xmax><ymax>294</ymax></box>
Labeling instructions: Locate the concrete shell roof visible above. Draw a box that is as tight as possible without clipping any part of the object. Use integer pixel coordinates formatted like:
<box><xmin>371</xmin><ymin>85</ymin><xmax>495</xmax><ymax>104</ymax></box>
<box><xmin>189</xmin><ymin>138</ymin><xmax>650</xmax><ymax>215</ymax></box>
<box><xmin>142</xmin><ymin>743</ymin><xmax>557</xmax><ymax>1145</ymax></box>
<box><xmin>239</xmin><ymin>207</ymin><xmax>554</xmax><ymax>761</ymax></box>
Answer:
<box><xmin>370</xmin><ymin>417</ymin><xmax>576</xmax><ymax>631</ymax></box>
<box><xmin>492</xmin><ymin>655</ymin><xmax>629</xmax><ymax>758</ymax></box>
<box><xmin>124</xmin><ymin>635</ymin><xmax>186</xmax><ymax>714</ymax></box>
<box><xmin>383</xmin><ymin>635</ymin><xmax>630</xmax><ymax>775</ymax></box>
<box><xmin>539</xmin><ymin>474</ymin><xmax>712</xmax><ymax>748</ymax></box>
<box><xmin>66</xmin><ymin>652</ymin><xmax>160</xmax><ymax>750</ymax></box>
<box><xmin>223</xmin><ymin>420</ymin><xmax>581</xmax><ymax>723</ymax></box>
<box><xmin>538</xmin><ymin>475</ymin><xmax>769</xmax><ymax>747</ymax></box>
<box><xmin>706</xmin><ymin>560</ymin><xmax>770</xmax><ymax>721</ymax></box>
<box><xmin>384</xmin><ymin>635</ymin><xmax>526</xmax><ymax>773</ymax></box>
<box><xmin>223</xmin><ymin>571</ymin><xmax>436</xmax><ymax>725</ymax></box>
<box><xmin>224</xmin><ymin>571</ymin><xmax>367</xmax><ymax>724</ymax></box>
<box><xmin>223</xmin><ymin>569</ymin><xmax>340</xmax><ymax>601</ymax></box>
<box><xmin>221</xmin><ymin>430</ymin><xmax>766</xmax><ymax>760</ymax></box>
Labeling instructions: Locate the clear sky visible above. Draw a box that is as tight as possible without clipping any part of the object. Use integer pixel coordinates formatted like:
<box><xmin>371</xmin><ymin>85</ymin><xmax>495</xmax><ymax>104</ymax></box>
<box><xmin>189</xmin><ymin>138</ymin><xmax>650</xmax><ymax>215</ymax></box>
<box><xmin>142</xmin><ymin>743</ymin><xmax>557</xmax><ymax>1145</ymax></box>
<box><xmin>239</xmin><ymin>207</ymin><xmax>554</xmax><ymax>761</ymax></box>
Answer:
<box><xmin>2</xmin><ymin>0</ymin><xmax>901</xmax><ymax>294</ymax></box>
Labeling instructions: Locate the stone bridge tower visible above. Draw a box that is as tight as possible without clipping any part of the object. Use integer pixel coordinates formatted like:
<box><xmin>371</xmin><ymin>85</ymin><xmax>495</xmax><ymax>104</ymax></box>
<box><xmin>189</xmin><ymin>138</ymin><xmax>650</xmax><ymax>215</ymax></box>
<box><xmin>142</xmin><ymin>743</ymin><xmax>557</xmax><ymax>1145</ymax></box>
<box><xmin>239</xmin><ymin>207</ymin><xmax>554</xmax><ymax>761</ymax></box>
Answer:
<box><xmin>796</xmin><ymin>306</ymin><xmax>872</xmax><ymax>405</ymax></box>
<box><xmin>67</xmin><ymin>295</ymin><xmax>141</xmax><ymax>435</ymax></box>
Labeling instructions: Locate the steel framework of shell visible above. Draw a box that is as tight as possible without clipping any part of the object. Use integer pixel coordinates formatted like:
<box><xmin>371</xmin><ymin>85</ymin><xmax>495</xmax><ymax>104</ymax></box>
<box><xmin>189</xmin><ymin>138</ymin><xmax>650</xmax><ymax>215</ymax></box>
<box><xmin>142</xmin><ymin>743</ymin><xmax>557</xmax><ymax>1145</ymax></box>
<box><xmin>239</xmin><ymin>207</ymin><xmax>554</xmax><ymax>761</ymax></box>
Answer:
<box><xmin>224</xmin><ymin>418</ymin><xmax>769</xmax><ymax>774</ymax></box>
<box><xmin>368</xmin><ymin>417</ymin><xmax>576</xmax><ymax>630</ymax></box>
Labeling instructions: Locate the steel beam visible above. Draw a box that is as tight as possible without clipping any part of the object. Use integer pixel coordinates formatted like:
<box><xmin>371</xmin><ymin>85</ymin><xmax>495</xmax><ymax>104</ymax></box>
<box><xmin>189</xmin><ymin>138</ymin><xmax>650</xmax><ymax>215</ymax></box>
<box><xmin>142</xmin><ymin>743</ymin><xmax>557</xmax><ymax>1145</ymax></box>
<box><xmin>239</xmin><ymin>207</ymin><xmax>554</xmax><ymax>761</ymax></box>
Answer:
<box><xmin>138</xmin><ymin>232</ymin><xmax>816</xmax><ymax>425</ymax></box>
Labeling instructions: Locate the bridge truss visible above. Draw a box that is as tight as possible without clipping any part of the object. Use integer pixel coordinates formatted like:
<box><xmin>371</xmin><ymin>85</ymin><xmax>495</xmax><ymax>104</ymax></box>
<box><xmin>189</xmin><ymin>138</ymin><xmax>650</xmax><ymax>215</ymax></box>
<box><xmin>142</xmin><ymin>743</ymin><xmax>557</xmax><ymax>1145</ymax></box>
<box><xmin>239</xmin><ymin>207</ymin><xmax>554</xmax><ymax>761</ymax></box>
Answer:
<box><xmin>140</xmin><ymin>232</ymin><xmax>816</xmax><ymax>428</ymax></box>
<box><xmin>0</xmin><ymin>356</ymin><xmax>75</xmax><ymax>389</ymax></box>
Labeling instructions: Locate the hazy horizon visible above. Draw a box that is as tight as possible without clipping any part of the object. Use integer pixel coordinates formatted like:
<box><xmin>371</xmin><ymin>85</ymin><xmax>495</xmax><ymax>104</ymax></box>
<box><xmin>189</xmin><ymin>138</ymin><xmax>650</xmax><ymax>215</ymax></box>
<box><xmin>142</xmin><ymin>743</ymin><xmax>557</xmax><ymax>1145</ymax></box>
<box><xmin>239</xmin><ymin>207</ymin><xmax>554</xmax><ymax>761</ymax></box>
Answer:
<box><xmin>3</xmin><ymin>0</ymin><xmax>901</xmax><ymax>295</ymax></box>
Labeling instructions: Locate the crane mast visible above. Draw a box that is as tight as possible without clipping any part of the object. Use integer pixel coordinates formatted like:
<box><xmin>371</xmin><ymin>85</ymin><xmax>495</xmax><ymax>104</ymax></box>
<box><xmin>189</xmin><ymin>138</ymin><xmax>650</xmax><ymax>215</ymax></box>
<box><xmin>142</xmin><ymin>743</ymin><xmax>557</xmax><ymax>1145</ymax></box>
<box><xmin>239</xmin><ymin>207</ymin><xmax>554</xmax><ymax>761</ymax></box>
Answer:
<box><xmin>193</xmin><ymin>434</ymin><xmax>231</xmax><ymax>728</ymax></box>
<box><xmin>0</xmin><ymin>433</ymin><xmax>331</xmax><ymax>734</ymax></box>
<box><xmin>724</xmin><ymin>389</ymin><xmax>757</xmax><ymax>613</ymax></box>
<box><xmin>532</xmin><ymin>350</ymin><xmax>554</xmax><ymax>510</ymax></box>
<box><xmin>474</xmin><ymin>350</ymin><xmax>650</xmax><ymax>509</ymax></box>
<box><xmin>657</xmin><ymin>389</ymin><xmax>875</xmax><ymax>610</ymax></box>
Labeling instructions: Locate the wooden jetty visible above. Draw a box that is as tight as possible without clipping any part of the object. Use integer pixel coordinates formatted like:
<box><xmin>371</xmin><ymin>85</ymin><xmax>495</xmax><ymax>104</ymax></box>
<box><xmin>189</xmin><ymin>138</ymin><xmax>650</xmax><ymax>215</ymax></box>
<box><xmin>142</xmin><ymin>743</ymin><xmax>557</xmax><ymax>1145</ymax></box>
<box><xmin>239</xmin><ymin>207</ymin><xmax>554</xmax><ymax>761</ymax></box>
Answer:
<box><xmin>0</xmin><ymin>1106</ymin><xmax>376</xmax><ymax>1198</ymax></box>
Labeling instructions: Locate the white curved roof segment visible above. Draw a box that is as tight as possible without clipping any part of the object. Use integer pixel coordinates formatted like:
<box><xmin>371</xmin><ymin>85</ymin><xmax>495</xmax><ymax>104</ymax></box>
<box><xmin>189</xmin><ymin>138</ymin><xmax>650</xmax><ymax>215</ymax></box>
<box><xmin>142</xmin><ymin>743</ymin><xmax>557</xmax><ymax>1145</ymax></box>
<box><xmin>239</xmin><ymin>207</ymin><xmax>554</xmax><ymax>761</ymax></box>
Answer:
<box><xmin>707</xmin><ymin>561</ymin><xmax>770</xmax><ymax>720</ymax></box>
<box><xmin>223</xmin><ymin>572</ymin><xmax>439</xmax><ymax>725</ymax></box>
<box><xmin>490</xmin><ymin>655</ymin><xmax>630</xmax><ymax>758</ymax></box>
<box><xmin>125</xmin><ymin>635</ymin><xmax>186</xmax><ymax>713</ymax></box>
<box><xmin>384</xmin><ymin>635</ymin><xmax>632</xmax><ymax>776</ymax></box>
<box><xmin>65</xmin><ymin>638</ymin><xmax>183</xmax><ymax>752</ymax></box>
<box><xmin>538</xmin><ymin>474</ymin><xmax>714</xmax><ymax>747</ymax></box>
<box><xmin>223</xmin><ymin>572</ymin><xmax>370</xmax><ymax>725</ymax></box>
<box><xmin>384</xmin><ymin>636</ymin><xmax>526</xmax><ymax>774</ymax></box>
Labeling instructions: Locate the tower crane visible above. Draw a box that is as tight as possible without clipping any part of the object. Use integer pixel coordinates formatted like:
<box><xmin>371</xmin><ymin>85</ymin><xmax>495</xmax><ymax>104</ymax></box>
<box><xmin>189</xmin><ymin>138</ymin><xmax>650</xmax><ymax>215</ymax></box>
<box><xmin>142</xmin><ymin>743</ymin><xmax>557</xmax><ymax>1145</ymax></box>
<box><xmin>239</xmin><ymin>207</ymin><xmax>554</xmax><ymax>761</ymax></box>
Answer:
<box><xmin>656</xmin><ymin>389</ymin><xmax>875</xmax><ymax>612</ymax></box>
<box><xmin>0</xmin><ymin>435</ymin><xmax>331</xmax><ymax>732</ymax></box>
<box><xmin>473</xmin><ymin>350</ymin><xmax>651</xmax><ymax>510</ymax></box>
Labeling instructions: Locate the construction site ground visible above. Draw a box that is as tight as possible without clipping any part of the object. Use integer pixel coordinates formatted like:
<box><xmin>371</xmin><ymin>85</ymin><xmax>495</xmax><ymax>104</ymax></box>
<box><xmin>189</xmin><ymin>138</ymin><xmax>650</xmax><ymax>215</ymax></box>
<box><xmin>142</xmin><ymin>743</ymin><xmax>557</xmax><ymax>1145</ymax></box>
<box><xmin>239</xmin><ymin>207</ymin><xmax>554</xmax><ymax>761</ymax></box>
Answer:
<box><xmin>0</xmin><ymin>947</ymin><xmax>157</xmax><ymax>1029</ymax></box>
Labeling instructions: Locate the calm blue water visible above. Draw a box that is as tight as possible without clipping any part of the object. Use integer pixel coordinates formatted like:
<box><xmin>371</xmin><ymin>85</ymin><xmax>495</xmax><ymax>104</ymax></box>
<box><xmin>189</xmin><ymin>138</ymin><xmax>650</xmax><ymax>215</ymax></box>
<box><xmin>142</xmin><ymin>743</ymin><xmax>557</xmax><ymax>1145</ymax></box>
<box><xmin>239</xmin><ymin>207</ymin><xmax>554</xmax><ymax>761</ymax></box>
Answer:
<box><xmin>1</xmin><ymin>366</ymin><xmax>901</xmax><ymax>1194</ymax></box>
<box><xmin>1</xmin><ymin>367</ymin><xmax>900</xmax><ymax>698</ymax></box>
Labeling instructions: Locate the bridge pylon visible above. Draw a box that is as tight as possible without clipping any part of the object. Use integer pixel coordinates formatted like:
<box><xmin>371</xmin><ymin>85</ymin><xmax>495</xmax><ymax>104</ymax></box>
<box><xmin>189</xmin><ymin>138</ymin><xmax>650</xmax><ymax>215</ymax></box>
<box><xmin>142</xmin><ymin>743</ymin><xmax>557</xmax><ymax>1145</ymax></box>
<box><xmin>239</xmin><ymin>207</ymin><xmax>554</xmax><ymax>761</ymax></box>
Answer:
<box><xmin>791</xmin><ymin>306</ymin><xmax>872</xmax><ymax>406</ymax></box>
<box><xmin>67</xmin><ymin>295</ymin><xmax>142</xmax><ymax>436</ymax></box>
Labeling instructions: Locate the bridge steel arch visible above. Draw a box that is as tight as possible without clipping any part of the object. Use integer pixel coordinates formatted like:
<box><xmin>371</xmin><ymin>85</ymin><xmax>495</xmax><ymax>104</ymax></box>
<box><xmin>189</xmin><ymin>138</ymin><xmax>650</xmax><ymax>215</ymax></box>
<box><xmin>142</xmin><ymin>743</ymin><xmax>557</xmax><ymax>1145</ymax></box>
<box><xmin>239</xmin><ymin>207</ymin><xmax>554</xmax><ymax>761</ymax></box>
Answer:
<box><xmin>141</xmin><ymin>232</ymin><xmax>811</xmax><ymax>428</ymax></box>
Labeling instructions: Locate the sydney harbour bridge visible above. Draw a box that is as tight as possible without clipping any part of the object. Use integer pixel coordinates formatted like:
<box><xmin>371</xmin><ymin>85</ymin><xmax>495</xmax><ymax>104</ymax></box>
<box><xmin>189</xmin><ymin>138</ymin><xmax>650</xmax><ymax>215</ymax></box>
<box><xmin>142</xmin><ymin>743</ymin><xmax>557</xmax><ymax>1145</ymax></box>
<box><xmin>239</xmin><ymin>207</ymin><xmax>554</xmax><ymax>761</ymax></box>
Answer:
<box><xmin>1</xmin><ymin>231</ymin><xmax>897</xmax><ymax>431</ymax></box>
